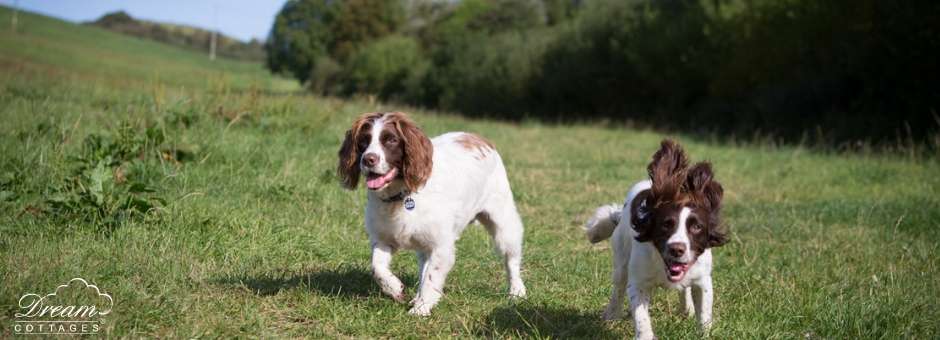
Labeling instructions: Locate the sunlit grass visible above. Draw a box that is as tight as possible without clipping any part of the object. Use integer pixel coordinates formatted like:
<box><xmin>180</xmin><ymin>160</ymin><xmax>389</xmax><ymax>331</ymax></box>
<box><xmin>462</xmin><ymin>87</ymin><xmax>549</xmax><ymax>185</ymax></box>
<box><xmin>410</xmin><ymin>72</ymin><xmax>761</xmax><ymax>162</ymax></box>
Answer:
<box><xmin>1</xmin><ymin>6</ymin><xmax>938</xmax><ymax>339</ymax></box>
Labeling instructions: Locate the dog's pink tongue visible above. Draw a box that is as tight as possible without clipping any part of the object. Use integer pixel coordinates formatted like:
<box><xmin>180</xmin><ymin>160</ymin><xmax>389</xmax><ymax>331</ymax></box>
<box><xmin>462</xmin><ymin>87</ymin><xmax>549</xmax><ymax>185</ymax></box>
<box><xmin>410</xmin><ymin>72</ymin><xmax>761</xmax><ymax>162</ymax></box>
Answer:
<box><xmin>666</xmin><ymin>262</ymin><xmax>690</xmax><ymax>282</ymax></box>
<box><xmin>365</xmin><ymin>169</ymin><xmax>398</xmax><ymax>189</ymax></box>
<box><xmin>669</xmin><ymin>263</ymin><xmax>686</xmax><ymax>272</ymax></box>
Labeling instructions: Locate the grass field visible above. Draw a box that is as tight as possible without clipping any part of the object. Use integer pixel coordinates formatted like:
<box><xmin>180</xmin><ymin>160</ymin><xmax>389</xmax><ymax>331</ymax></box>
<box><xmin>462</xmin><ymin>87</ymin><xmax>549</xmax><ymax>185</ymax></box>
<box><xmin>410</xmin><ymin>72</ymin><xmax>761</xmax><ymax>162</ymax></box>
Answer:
<box><xmin>2</xmin><ymin>7</ymin><xmax>939</xmax><ymax>339</ymax></box>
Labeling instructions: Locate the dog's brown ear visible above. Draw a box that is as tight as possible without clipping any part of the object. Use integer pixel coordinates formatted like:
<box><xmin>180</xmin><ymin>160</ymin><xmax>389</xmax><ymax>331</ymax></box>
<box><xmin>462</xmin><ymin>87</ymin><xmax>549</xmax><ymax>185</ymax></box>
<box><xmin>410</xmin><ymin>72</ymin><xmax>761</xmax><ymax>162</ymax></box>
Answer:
<box><xmin>688</xmin><ymin>161</ymin><xmax>728</xmax><ymax>248</ymax></box>
<box><xmin>631</xmin><ymin>190</ymin><xmax>657</xmax><ymax>243</ymax></box>
<box><xmin>337</xmin><ymin>129</ymin><xmax>361</xmax><ymax>190</ymax></box>
<box><xmin>336</xmin><ymin>113</ymin><xmax>381</xmax><ymax>190</ymax></box>
<box><xmin>388</xmin><ymin>112</ymin><xmax>433</xmax><ymax>192</ymax></box>
<box><xmin>647</xmin><ymin>139</ymin><xmax>689</xmax><ymax>205</ymax></box>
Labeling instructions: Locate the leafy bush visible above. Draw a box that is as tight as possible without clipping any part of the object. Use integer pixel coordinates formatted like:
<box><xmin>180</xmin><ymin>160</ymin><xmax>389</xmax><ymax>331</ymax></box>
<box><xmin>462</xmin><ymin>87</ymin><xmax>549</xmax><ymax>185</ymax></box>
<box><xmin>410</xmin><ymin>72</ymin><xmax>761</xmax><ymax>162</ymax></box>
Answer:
<box><xmin>307</xmin><ymin>56</ymin><xmax>344</xmax><ymax>95</ymax></box>
<box><xmin>527</xmin><ymin>0</ymin><xmax>646</xmax><ymax>120</ymax></box>
<box><xmin>410</xmin><ymin>0</ymin><xmax>939</xmax><ymax>145</ymax></box>
<box><xmin>339</xmin><ymin>35</ymin><xmax>424</xmax><ymax>100</ymax></box>
<box><xmin>433</xmin><ymin>29</ymin><xmax>553</xmax><ymax>119</ymax></box>
<box><xmin>704</xmin><ymin>0</ymin><xmax>940</xmax><ymax>143</ymax></box>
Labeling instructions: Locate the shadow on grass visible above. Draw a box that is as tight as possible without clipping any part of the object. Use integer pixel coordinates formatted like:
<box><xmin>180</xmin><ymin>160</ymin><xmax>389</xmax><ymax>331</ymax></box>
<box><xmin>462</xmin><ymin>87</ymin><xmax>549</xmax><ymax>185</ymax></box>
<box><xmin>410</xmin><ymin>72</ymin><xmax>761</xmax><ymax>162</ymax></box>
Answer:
<box><xmin>216</xmin><ymin>263</ymin><xmax>416</xmax><ymax>300</ymax></box>
<box><xmin>477</xmin><ymin>300</ymin><xmax>618</xmax><ymax>339</ymax></box>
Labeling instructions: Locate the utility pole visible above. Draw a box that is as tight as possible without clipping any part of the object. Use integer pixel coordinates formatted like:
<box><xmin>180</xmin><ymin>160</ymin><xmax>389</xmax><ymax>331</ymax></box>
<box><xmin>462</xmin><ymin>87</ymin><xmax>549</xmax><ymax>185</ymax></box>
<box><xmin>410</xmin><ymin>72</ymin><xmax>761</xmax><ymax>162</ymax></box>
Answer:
<box><xmin>209</xmin><ymin>4</ymin><xmax>218</xmax><ymax>61</ymax></box>
<box><xmin>11</xmin><ymin>0</ymin><xmax>18</xmax><ymax>33</ymax></box>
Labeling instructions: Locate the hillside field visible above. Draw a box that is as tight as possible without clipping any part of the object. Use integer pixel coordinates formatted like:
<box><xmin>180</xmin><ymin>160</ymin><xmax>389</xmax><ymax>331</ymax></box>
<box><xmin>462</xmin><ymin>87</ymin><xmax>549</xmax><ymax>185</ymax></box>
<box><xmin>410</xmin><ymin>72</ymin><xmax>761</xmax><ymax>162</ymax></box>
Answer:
<box><xmin>1</xmin><ymin>7</ymin><xmax>938</xmax><ymax>338</ymax></box>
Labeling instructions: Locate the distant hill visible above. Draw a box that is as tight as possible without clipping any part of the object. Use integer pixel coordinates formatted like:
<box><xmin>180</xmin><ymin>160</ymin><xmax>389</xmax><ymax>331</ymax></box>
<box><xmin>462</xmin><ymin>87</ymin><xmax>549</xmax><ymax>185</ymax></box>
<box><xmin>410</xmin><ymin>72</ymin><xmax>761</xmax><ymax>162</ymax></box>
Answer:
<box><xmin>0</xmin><ymin>5</ymin><xmax>297</xmax><ymax>92</ymax></box>
<box><xmin>86</xmin><ymin>11</ymin><xmax>265</xmax><ymax>62</ymax></box>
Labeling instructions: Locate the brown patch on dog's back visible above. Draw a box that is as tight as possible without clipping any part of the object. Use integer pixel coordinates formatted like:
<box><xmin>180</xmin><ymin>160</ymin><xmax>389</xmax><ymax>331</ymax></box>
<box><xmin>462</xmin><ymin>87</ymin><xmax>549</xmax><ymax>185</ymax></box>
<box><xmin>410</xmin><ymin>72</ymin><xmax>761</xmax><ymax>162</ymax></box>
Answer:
<box><xmin>456</xmin><ymin>133</ymin><xmax>495</xmax><ymax>160</ymax></box>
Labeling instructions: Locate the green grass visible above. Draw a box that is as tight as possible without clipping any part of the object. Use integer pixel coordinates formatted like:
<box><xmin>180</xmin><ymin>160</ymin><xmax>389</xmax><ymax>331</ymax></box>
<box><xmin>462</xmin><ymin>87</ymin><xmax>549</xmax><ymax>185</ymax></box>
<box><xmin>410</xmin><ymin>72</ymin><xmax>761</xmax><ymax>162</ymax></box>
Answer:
<box><xmin>1</xmin><ymin>7</ymin><xmax>939</xmax><ymax>339</ymax></box>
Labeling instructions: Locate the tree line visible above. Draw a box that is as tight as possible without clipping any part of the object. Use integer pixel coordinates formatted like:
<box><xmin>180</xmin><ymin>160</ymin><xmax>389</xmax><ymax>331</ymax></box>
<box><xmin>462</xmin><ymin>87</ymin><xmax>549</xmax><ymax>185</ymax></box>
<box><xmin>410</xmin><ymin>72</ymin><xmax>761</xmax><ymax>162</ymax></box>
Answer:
<box><xmin>265</xmin><ymin>0</ymin><xmax>940</xmax><ymax>146</ymax></box>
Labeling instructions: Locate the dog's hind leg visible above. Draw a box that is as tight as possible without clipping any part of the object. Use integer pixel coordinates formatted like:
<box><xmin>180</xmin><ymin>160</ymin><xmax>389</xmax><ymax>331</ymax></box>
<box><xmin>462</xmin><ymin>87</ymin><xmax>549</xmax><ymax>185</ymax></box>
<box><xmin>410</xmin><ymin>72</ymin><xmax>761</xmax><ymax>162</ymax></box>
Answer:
<box><xmin>476</xmin><ymin>205</ymin><xmax>527</xmax><ymax>298</ymax></box>
<box><xmin>410</xmin><ymin>251</ymin><xmax>430</xmax><ymax>305</ymax></box>
<box><xmin>602</xmin><ymin>224</ymin><xmax>630</xmax><ymax>320</ymax></box>
<box><xmin>408</xmin><ymin>244</ymin><xmax>456</xmax><ymax>316</ymax></box>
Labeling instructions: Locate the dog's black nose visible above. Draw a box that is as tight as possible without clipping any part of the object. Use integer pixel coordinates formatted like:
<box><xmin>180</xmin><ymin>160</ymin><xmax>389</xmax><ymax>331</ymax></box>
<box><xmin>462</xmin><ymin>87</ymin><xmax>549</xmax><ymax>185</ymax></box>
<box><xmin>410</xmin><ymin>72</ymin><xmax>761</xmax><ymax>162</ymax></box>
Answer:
<box><xmin>363</xmin><ymin>153</ymin><xmax>379</xmax><ymax>166</ymax></box>
<box><xmin>668</xmin><ymin>243</ymin><xmax>686</xmax><ymax>257</ymax></box>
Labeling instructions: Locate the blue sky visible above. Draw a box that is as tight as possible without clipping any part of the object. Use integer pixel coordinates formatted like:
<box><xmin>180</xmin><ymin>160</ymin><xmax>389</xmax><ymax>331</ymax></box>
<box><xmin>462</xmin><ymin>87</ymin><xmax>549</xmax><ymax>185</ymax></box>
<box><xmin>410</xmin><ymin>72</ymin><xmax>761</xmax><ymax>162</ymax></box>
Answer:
<box><xmin>11</xmin><ymin>0</ymin><xmax>284</xmax><ymax>42</ymax></box>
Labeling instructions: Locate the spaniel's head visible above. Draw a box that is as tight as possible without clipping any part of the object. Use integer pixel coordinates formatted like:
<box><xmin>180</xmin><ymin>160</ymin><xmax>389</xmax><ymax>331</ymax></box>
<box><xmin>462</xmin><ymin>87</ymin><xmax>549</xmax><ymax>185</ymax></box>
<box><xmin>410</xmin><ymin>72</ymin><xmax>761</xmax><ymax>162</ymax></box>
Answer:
<box><xmin>337</xmin><ymin>112</ymin><xmax>433</xmax><ymax>193</ymax></box>
<box><xmin>631</xmin><ymin>139</ymin><xmax>728</xmax><ymax>283</ymax></box>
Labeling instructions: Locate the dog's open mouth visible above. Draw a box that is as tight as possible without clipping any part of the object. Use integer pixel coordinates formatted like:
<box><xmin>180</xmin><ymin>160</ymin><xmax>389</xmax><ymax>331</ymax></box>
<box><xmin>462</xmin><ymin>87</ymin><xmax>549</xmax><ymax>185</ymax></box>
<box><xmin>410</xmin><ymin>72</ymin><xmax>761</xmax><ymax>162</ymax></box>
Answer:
<box><xmin>365</xmin><ymin>168</ymin><xmax>399</xmax><ymax>190</ymax></box>
<box><xmin>665</xmin><ymin>259</ymin><xmax>693</xmax><ymax>283</ymax></box>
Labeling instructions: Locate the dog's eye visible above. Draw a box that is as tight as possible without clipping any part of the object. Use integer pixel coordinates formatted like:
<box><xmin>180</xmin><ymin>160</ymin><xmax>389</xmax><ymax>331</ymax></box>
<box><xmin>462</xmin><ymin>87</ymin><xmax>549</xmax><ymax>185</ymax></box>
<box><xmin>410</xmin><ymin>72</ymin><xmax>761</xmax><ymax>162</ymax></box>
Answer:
<box><xmin>691</xmin><ymin>224</ymin><xmax>703</xmax><ymax>231</ymax></box>
<box><xmin>387</xmin><ymin>137</ymin><xmax>398</xmax><ymax>144</ymax></box>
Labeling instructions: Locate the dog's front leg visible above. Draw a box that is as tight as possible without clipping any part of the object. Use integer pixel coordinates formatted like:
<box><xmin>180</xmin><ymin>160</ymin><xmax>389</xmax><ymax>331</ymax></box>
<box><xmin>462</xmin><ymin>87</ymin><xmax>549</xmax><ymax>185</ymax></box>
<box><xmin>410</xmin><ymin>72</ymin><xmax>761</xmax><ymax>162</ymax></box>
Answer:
<box><xmin>371</xmin><ymin>239</ymin><xmax>405</xmax><ymax>303</ymax></box>
<box><xmin>693</xmin><ymin>277</ymin><xmax>714</xmax><ymax>335</ymax></box>
<box><xmin>408</xmin><ymin>244</ymin><xmax>456</xmax><ymax>316</ymax></box>
<box><xmin>678</xmin><ymin>287</ymin><xmax>695</xmax><ymax>317</ymax></box>
<box><xmin>628</xmin><ymin>282</ymin><xmax>656</xmax><ymax>340</ymax></box>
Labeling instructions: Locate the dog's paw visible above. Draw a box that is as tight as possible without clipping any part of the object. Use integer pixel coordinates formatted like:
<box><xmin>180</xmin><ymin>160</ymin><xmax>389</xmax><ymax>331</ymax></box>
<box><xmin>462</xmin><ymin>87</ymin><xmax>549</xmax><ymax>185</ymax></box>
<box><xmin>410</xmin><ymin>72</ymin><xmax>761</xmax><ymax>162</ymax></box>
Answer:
<box><xmin>407</xmin><ymin>303</ymin><xmax>433</xmax><ymax>317</ymax></box>
<box><xmin>376</xmin><ymin>278</ymin><xmax>406</xmax><ymax>303</ymax></box>
<box><xmin>601</xmin><ymin>304</ymin><xmax>623</xmax><ymax>321</ymax></box>
<box><xmin>383</xmin><ymin>283</ymin><xmax>406</xmax><ymax>303</ymax></box>
<box><xmin>677</xmin><ymin>306</ymin><xmax>695</xmax><ymax>318</ymax></box>
<box><xmin>509</xmin><ymin>284</ymin><xmax>527</xmax><ymax>298</ymax></box>
<box><xmin>392</xmin><ymin>291</ymin><xmax>406</xmax><ymax>304</ymax></box>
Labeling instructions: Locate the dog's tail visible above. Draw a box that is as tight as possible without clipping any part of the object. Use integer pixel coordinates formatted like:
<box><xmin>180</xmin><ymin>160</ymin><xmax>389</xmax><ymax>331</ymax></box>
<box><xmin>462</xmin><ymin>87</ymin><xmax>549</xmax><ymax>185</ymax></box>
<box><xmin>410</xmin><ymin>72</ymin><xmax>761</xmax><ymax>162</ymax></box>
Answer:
<box><xmin>583</xmin><ymin>204</ymin><xmax>623</xmax><ymax>244</ymax></box>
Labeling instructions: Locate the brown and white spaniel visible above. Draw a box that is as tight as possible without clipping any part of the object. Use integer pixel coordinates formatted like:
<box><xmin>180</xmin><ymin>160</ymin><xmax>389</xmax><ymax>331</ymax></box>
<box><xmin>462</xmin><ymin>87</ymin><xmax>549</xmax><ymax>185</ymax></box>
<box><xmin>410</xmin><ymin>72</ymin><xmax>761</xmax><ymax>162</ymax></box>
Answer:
<box><xmin>583</xmin><ymin>139</ymin><xmax>728</xmax><ymax>339</ymax></box>
<box><xmin>337</xmin><ymin>111</ymin><xmax>527</xmax><ymax>316</ymax></box>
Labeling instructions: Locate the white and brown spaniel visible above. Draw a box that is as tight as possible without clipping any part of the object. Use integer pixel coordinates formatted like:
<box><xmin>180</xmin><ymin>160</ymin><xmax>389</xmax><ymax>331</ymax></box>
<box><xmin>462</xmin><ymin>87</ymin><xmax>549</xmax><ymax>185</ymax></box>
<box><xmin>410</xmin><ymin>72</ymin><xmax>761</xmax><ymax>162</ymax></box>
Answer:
<box><xmin>583</xmin><ymin>139</ymin><xmax>728</xmax><ymax>339</ymax></box>
<box><xmin>337</xmin><ymin>111</ymin><xmax>527</xmax><ymax>316</ymax></box>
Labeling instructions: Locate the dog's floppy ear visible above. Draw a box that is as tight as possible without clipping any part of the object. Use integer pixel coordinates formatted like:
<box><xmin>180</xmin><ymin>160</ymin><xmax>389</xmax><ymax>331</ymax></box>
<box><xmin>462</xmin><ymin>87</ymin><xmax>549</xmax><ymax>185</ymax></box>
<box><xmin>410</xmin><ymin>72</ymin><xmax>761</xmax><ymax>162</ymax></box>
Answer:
<box><xmin>337</xmin><ymin>129</ymin><xmax>361</xmax><ymax>190</ymax></box>
<box><xmin>647</xmin><ymin>139</ymin><xmax>689</xmax><ymax>205</ymax></box>
<box><xmin>336</xmin><ymin>113</ymin><xmax>381</xmax><ymax>190</ymax></box>
<box><xmin>688</xmin><ymin>161</ymin><xmax>729</xmax><ymax>248</ymax></box>
<box><xmin>387</xmin><ymin>112</ymin><xmax>433</xmax><ymax>192</ymax></box>
<box><xmin>631</xmin><ymin>190</ymin><xmax>657</xmax><ymax>243</ymax></box>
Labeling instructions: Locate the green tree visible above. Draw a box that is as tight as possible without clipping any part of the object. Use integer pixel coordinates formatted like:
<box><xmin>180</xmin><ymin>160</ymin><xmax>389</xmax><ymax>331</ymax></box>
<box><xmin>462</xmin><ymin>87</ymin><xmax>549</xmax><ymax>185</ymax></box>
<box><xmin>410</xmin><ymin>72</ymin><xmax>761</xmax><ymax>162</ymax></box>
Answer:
<box><xmin>417</xmin><ymin>0</ymin><xmax>546</xmax><ymax>50</ymax></box>
<box><xmin>468</xmin><ymin>0</ymin><xmax>546</xmax><ymax>33</ymax></box>
<box><xmin>330</xmin><ymin>0</ymin><xmax>406</xmax><ymax>63</ymax></box>
<box><xmin>265</xmin><ymin>0</ymin><xmax>345</xmax><ymax>84</ymax></box>
<box><xmin>417</xmin><ymin>0</ymin><xmax>493</xmax><ymax>50</ymax></box>
<box><xmin>544</xmin><ymin>0</ymin><xmax>580</xmax><ymax>26</ymax></box>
